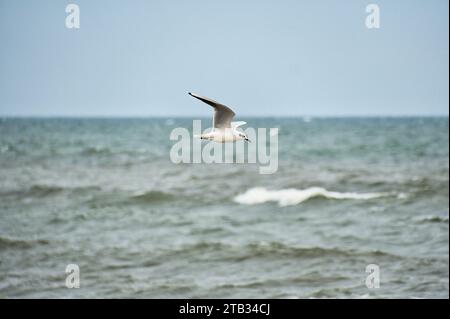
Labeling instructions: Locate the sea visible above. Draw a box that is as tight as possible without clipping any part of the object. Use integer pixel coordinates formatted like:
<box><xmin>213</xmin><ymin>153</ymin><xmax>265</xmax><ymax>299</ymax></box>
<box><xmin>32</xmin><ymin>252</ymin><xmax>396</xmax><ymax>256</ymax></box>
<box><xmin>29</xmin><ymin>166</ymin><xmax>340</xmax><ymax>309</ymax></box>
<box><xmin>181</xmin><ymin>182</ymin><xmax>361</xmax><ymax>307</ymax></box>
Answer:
<box><xmin>0</xmin><ymin>117</ymin><xmax>448</xmax><ymax>298</ymax></box>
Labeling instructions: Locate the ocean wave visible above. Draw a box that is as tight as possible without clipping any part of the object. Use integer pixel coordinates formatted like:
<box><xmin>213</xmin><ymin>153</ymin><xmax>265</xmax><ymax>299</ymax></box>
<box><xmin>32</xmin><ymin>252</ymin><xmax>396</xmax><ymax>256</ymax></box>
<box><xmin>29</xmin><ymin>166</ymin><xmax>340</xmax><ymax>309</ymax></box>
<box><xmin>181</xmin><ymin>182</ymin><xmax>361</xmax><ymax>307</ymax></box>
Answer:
<box><xmin>162</xmin><ymin>241</ymin><xmax>395</xmax><ymax>261</ymax></box>
<box><xmin>29</xmin><ymin>184</ymin><xmax>65</xmax><ymax>194</ymax></box>
<box><xmin>415</xmin><ymin>215</ymin><xmax>449</xmax><ymax>223</ymax></box>
<box><xmin>81</xmin><ymin>146</ymin><xmax>112</xmax><ymax>155</ymax></box>
<box><xmin>234</xmin><ymin>187</ymin><xmax>391</xmax><ymax>206</ymax></box>
<box><xmin>0</xmin><ymin>184</ymin><xmax>101</xmax><ymax>198</ymax></box>
<box><xmin>130</xmin><ymin>190</ymin><xmax>175</xmax><ymax>203</ymax></box>
<box><xmin>216</xmin><ymin>273</ymin><xmax>349</xmax><ymax>290</ymax></box>
<box><xmin>0</xmin><ymin>236</ymin><xmax>49</xmax><ymax>250</ymax></box>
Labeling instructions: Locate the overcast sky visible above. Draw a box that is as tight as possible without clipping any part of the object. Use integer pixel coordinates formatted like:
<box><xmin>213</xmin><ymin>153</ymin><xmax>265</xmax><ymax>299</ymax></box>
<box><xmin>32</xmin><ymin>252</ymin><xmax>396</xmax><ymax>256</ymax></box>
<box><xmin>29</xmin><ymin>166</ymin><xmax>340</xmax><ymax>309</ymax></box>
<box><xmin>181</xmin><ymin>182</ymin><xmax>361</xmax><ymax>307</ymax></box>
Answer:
<box><xmin>0</xmin><ymin>0</ymin><xmax>448</xmax><ymax>117</ymax></box>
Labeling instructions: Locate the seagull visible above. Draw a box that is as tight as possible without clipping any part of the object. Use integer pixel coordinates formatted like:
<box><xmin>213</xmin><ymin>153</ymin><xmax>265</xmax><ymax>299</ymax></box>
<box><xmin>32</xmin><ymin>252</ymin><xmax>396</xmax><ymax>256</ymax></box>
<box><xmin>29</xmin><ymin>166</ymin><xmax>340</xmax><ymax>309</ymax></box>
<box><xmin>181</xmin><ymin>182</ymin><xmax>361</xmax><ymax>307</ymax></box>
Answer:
<box><xmin>188</xmin><ymin>92</ymin><xmax>250</xmax><ymax>143</ymax></box>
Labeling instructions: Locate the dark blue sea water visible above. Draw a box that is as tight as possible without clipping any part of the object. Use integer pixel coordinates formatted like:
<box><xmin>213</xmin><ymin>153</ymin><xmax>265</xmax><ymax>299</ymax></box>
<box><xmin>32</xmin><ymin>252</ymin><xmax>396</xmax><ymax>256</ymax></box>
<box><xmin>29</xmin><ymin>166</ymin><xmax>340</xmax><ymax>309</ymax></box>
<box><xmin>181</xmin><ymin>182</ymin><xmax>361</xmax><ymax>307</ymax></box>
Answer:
<box><xmin>0</xmin><ymin>117</ymin><xmax>448</xmax><ymax>298</ymax></box>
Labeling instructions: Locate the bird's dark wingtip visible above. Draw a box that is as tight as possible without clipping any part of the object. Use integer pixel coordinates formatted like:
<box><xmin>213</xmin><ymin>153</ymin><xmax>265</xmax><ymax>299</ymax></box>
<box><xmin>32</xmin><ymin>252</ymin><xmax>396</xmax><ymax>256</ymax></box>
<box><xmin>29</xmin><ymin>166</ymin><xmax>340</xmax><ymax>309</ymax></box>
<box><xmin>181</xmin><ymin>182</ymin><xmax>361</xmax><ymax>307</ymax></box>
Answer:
<box><xmin>188</xmin><ymin>92</ymin><xmax>193</xmax><ymax>96</ymax></box>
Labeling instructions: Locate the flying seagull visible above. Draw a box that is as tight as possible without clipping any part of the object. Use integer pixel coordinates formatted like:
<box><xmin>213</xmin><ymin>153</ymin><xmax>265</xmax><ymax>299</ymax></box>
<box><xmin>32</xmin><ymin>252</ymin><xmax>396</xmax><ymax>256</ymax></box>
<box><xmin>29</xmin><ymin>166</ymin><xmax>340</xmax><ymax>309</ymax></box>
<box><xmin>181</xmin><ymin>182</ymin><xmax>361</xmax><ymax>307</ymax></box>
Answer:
<box><xmin>188</xmin><ymin>92</ymin><xmax>250</xmax><ymax>143</ymax></box>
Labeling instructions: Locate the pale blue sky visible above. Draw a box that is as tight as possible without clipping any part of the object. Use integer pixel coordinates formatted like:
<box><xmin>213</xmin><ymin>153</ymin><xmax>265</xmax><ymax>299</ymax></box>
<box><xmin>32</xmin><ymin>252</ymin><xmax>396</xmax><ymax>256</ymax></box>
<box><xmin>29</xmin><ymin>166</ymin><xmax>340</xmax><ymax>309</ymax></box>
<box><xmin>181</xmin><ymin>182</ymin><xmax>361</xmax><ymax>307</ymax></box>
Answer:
<box><xmin>0</xmin><ymin>0</ymin><xmax>448</xmax><ymax>116</ymax></box>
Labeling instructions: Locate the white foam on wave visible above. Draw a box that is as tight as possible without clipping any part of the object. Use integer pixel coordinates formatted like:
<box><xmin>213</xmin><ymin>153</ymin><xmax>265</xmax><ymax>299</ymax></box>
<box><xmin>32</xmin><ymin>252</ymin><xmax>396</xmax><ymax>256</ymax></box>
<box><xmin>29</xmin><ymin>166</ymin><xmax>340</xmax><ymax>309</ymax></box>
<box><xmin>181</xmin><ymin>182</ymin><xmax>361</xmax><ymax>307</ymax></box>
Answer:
<box><xmin>234</xmin><ymin>187</ymin><xmax>390</xmax><ymax>207</ymax></box>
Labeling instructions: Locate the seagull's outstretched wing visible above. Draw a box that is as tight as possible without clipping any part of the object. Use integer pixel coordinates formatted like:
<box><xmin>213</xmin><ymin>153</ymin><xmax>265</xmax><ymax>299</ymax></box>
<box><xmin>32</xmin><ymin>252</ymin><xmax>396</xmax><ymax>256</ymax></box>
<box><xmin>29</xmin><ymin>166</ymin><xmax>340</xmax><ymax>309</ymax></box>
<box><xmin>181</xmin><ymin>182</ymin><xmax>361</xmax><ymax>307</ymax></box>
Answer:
<box><xmin>188</xmin><ymin>92</ymin><xmax>236</xmax><ymax>128</ymax></box>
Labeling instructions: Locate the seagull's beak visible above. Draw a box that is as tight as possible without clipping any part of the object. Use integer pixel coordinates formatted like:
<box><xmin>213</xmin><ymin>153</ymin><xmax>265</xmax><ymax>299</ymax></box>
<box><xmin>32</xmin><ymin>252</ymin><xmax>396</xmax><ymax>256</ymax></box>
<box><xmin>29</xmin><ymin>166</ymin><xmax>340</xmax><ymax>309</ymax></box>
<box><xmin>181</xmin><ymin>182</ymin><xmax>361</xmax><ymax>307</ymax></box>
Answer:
<box><xmin>245</xmin><ymin>138</ymin><xmax>251</xmax><ymax>143</ymax></box>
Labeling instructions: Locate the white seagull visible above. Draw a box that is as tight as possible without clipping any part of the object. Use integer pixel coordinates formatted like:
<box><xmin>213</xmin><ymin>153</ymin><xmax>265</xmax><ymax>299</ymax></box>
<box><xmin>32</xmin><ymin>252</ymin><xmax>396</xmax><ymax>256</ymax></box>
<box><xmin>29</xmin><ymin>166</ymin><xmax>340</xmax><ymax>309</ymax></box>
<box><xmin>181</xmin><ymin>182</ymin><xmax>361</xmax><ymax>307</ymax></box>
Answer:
<box><xmin>188</xmin><ymin>92</ymin><xmax>250</xmax><ymax>143</ymax></box>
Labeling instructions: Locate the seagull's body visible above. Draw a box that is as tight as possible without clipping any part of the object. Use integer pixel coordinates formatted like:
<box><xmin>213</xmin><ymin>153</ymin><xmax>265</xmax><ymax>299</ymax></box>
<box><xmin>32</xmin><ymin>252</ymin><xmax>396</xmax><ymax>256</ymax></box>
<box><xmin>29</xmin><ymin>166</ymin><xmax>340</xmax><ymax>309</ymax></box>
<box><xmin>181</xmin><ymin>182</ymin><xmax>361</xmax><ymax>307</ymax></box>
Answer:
<box><xmin>188</xmin><ymin>92</ymin><xmax>250</xmax><ymax>143</ymax></box>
